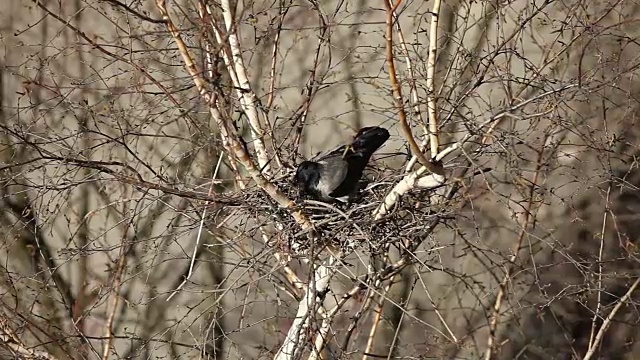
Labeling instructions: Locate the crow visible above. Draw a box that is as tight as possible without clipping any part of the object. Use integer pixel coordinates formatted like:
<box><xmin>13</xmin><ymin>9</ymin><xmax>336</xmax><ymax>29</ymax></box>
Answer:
<box><xmin>294</xmin><ymin>126</ymin><xmax>390</xmax><ymax>202</ymax></box>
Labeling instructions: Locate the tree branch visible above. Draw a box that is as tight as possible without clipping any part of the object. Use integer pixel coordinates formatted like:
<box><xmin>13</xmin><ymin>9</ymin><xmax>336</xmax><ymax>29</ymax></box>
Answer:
<box><xmin>425</xmin><ymin>0</ymin><xmax>442</xmax><ymax>157</ymax></box>
<box><xmin>383</xmin><ymin>0</ymin><xmax>444</xmax><ymax>176</ymax></box>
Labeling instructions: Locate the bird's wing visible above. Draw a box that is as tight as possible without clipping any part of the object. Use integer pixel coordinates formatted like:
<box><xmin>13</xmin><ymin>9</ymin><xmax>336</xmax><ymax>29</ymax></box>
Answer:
<box><xmin>316</xmin><ymin>155</ymin><xmax>349</xmax><ymax>198</ymax></box>
<box><xmin>307</xmin><ymin>127</ymin><xmax>389</xmax><ymax>200</ymax></box>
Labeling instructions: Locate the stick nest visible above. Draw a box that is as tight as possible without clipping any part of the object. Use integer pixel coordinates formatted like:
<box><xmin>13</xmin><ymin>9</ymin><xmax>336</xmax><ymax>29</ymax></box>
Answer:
<box><xmin>213</xmin><ymin>166</ymin><xmax>449</xmax><ymax>257</ymax></box>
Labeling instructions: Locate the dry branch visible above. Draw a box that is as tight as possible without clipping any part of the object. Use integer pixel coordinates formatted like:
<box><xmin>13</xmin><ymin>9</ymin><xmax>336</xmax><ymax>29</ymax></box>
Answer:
<box><xmin>0</xmin><ymin>315</ymin><xmax>59</xmax><ymax>360</ymax></box>
<box><xmin>101</xmin><ymin>252</ymin><xmax>127</xmax><ymax>360</ymax></box>
<box><xmin>583</xmin><ymin>277</ymin><xmax>640</xmax><ymax>360</ymax></box>
<box><xmin>383</xmin><ymin>0</ymin><xmax>444</xmax><ymax>176</ymax></box>
<box><xmin>483</xmin><ymin>150</ymin><xmax>544</xmax><ymax>360</ymax></box>
<box><xmin>374</xmin><ymin>143</ymin><xmax>455</xmax><ymax>220</ymax></box>
<box><xmin>155</xmin><ymin>0</ymin><xmax>314</xmax><ymax>233</ymax></box>
<box><xmin>362</xmin><ymin>279</ymin><xmax>394</xmax><ymax>360</ymax></box>
<box><xmin>218</xmin><ymin>0</ymin><xmax>272</xmax><ymax>175</ymax></box>
<box><xmin>588</xmin><ymin>185</ymin><xmax>612</xmax><ymax>350</ymax></box>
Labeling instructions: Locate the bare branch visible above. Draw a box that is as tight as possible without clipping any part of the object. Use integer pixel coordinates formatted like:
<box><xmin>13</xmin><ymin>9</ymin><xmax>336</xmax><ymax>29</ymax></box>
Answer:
<box><xmin>155</xmin><ymin>0</ymin><xmax>314</xmax><ymax>233</ymax></box>
<box><xmin>583</xmin><ymin>277</ymin><xmax>640</xmax><ymax>360</ymax></box>
<box><xmin>275</xmin><ymin>256</ymin><xmax>340</xmax><ymax>359</ymax></box>
<box><xmin>374</xmin><ymin>143</ymin><xmax>454</xmax><ymax>220</ymax></box>
<box><xmin>218</xmin><ymin>0</ymin><xmax>272</xmax><ymax>174</ymax></box>
<box><xmin>383</xmin><ymin>0</ymin><xmax>443</xmax><ymax>177</ymax></box>
<box><xmin>426</xmin><ymin>0</ymin><xmax>442</xmax><ymax>157</ymax></box>
<box><xmin>0</xmin><ymin>315</ymin><xmax>59</xmax><ymax>360</ymax></box>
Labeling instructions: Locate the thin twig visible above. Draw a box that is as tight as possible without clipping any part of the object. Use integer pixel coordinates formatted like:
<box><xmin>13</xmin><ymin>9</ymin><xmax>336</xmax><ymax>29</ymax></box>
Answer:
<box><xmin>386</xmin><ymin>275</ymin><xmax>415</xmax><ymax>359</ymax></box>
<box><xmin>101</xmin><ymin>241</ymin><xmax>128</xmax><ymax>360</ymax></box>
<box><xmin>293</xmin><ymin>1</ymin><xmax>329</xmax><ymax>156</ymax></box>
<box><xmin>583</xmin><ymin>277</ymin><xmax>640</xmax><ymax>360</ymax></box>
<box><xmin>155</xmin><ymin>0</ymin><xmax>314</xmax><ymax>233</ymax></box>
<box><xmin>386</xmin><ymin>0</ymin><xmax>427</xmax><ymax>137</ymax></box>
<box><xmin>483</xmin><ymin>150</ymin><xmax>544</xmax><ymax>360</ymax></box>
<box><xmin>312</xmin><ymin>285</ymin><xmax>366</xmax><ymax>358</ymax></box>
<box><xmin>0</xmin><ymin>315</ymin><xmax>59</xmax><ymax>360</ymax></box>
<box><xmin>362</xmin><ymin>279</ymin><xmax>394</xmax><ymax>360</ymax></box>
<box><xmin>384</xmin><ymin>0</ymin><xmax>429</xmax><ymax>173</ymax></box>
<box><xmin>339</xmin><ymin>283</ymin><xmax>376</xmax><ymax>354</ymax></box>
<box><xmin>588</xmin><ymin>185</ymin><xmax>611</xmax><ymax>349</ymax></box>
<box><xmin>415</xmin><ymin>265</ymin><xmax>458</xmax><ymax>342</ymax></box>
<box><xmin>101</xmin><ymin>0</ymin><xmax>166</xmax><ymax>24</ymax></box>
<box><xmin>166</xmin><ymin>155</ymin><xmax>224</xmax><ymax>301</ymax></box>
<box><xmin>197</xmin><ymin>1</ymin><xmax>245</xmax><ymax>187</ymax></box>
<box><xmin>265</xmin><ymin>0</ymin><xmax>290</xmax><ymax>169</ymax></box>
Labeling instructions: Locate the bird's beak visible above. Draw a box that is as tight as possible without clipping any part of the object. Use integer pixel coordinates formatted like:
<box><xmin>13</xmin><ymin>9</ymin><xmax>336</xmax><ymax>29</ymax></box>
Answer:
<box><xmin>342</xmin><ymin>145</ymin><xmax>352</xmax><ymax>159</ymax></box>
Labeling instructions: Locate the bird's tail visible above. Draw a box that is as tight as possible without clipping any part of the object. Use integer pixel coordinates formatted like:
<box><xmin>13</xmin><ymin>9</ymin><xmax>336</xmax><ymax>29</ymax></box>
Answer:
<box><xmin>350</xmin><ymin>126</ymin><xmax>390</xmax><ymax>159</ymax></box>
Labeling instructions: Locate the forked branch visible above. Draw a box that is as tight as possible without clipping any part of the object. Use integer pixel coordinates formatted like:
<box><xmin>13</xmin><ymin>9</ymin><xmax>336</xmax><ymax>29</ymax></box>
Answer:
<box><xmin>383</xmin><ymin>0</ymin><xmax>443</xmax><ymax>176</ymax></box>
<box><xmin>218</xmin><ymin>0</ymin><xmax>272</xmax><ymax>175</ymax></box>
<box><xmin>155</xmin><ymin>0</ymin><xmax>314</xmax><ymax>232</ymax></box>
<box><xmin>583</xmin><ymin>277</ymin><xmax>640</xmax><ymax>360</ymax></box>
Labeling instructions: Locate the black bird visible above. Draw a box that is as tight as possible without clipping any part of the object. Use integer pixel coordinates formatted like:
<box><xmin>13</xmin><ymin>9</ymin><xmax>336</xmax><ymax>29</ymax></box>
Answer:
<box><xmin>294</xmin><ymin>126</ymin><xmax>390</xmax><ymax>202</ymax></box>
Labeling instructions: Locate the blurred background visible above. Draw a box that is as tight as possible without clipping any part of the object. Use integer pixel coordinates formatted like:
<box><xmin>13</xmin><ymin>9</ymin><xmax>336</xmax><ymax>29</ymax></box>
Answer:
<box><xmin>1</xmin><ymin>0</ymin><xmax>640</xmax><ymax>359</ymax></box>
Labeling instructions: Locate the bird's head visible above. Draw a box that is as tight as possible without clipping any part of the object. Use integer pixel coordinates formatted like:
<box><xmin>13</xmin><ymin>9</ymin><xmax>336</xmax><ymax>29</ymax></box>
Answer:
<box><xmin>351</xmin><ymin>126</ymin><xmax>390</xmax><ymax>152</ymax></box>
<box><xmin>294</xmin><ymin>161</ymin><xmax>321</xmax><ymax>196</ymax></box>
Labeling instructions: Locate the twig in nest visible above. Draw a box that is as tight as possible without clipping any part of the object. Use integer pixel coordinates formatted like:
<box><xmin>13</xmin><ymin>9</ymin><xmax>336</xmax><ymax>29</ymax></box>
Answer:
<box><xmin>303</xmin><ymin>199</ymin><xmax>367</xmax><ymax>240</ymax></box>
